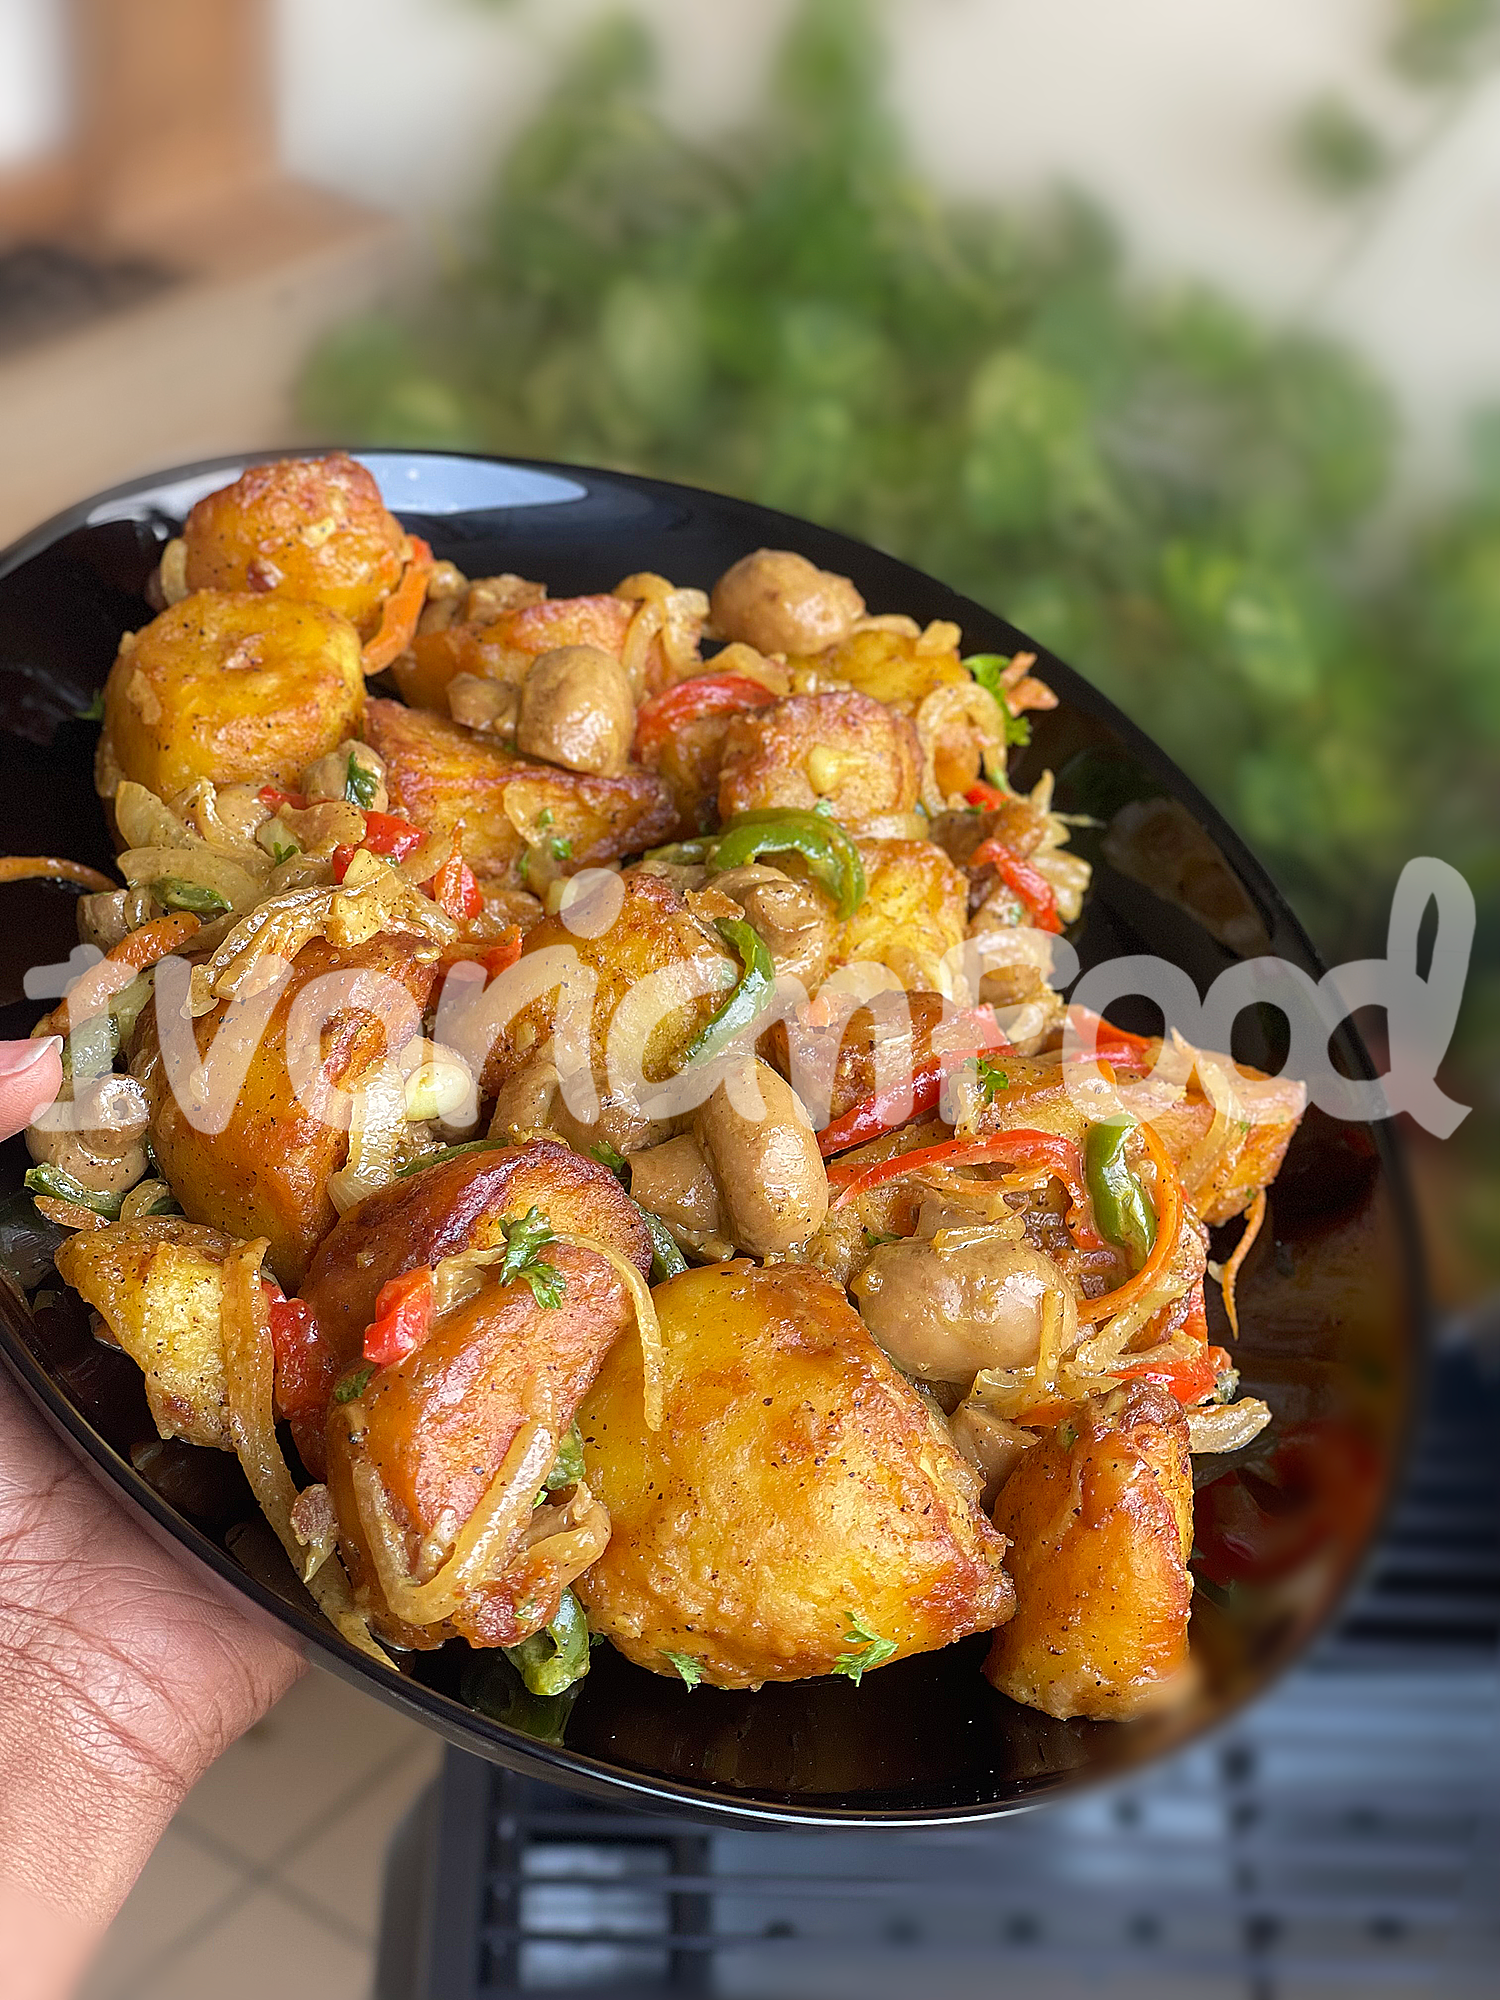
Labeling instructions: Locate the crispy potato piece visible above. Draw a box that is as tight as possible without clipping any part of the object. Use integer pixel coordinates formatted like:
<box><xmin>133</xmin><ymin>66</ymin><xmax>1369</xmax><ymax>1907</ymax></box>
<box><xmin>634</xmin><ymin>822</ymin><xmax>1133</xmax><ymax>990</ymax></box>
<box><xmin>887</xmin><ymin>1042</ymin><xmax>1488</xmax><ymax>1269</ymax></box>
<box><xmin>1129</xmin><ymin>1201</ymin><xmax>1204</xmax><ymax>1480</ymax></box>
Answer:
<box><xmin>55</xmin><ymin>1217</ymin><xmax>239</xmax><ymax>1449</ymax></box>
<box><xmin>182</xmin><ymin>452</ymin><xmax>407</xmax><ymax>636</ymax></box>
<box><xmin>323</xmin><ymin>1252</ymin><xmax>625</xmax><ymax>1651</ymax></box>
<box><xmin>363</xmin><ymin>698</ymin><xmax>674</xmax><ymax>886</ymax></box>
<box><xmin>394</xmin><ymin>592</ymin><xmax>676</xmax><ymax>713</ymax></box>
<box><xmin>793</xmin><ymin>628</ymin><xmax>994</xmax><ymax>800</ymax></box>
<box><xmin>829</xmin><ymin>839</ymin><xmax>968</xmax><ymax>991</ymax></box>
<box><xmin>133</xmin><ymin>935</ymin><xmax>437</xmax><ymax>1292</ymax></box>
<box><xmin>299</xmin><ymin>1139</ymin><xmax>650</xmax><ymax>1400</ymax></box>
<box><xmin>470</xmin><ymin>869</ymin><xmax>739</xmax><ymax>1109</ymax></box>
<box><xmin>717</xmin><ymin>692</ymin><xmax>921</xmax><ymax>830</ymax></box>
<box><xmin>983</xmin><ymin>1381</ymin><xmax>1194</xmax><ymax>1720</ymax></box>
<box><xmin>99</xmin><ymin>592</ymin><xmax>365</xmax><ymax>801</ymax></box>
<box><xmin>575</xmin><ymin>1262</ymin><xmax>1014</xmax><ymax>1688</ymax></box>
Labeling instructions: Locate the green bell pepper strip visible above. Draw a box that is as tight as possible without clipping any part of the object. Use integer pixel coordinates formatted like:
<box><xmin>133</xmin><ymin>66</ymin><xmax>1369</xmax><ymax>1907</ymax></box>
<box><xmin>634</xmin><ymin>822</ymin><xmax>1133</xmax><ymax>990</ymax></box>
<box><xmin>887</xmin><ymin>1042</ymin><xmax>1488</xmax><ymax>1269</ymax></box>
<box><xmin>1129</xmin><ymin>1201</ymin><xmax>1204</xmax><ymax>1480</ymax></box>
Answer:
<box><xmin>1084</xmin><ymin>1115</ymin><xmax>1157</xmax><ymax>1271</ymax></box>
<box><xmin>640</xmin><ymin>1208</ymin><xmax>688</xmax><ymax>1282</ymax></box>
<box><xmin>706</xmin><ymin>809</ymin><xmax>867</xmax><ymax>920</ymax></box>
<box><xmin>23</xmin><ymin>1164</ymin><xmax>123</xmax><ymax>1218</ymax></box>
<box><xmin>504</xmin><ymin>1587</ymin><xmax>592</xmax><ymax>1697</ymax></box>
<box><xmin>678</xmin><ymin>917</ymin><xmax>776</xmax><ymax>1067</ymax></box>
<box><xmin>543</xmin><ymin>1422</ymin><xmax>586</xmax><ymax>1493</ymax></box>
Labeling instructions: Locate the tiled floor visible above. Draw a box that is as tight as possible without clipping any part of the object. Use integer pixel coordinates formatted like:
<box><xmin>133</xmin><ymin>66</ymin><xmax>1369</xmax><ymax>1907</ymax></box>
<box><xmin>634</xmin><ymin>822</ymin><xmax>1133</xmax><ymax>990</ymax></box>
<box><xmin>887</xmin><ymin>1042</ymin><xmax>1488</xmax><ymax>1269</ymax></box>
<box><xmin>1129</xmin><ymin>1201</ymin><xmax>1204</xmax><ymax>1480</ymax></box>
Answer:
<box><xmin>80</xmin><ymin>1669</ymin><xmax>443</xmax><ymax>2000</ymax></box>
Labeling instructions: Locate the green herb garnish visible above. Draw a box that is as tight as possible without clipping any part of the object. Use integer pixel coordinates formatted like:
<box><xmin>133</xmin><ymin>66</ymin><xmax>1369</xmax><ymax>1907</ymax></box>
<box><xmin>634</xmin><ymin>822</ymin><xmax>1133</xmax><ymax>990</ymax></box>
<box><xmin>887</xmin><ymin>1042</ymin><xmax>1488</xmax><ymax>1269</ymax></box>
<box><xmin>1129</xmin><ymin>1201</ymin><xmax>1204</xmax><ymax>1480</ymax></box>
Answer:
<box><xmin>151</xmin><ymin>878</ymin><xmax>230</xmax><ymax>918</ymax></box>
<box><xmin>395</xmin><ymin>1138</ymin><xmax>507</xmax><ymax>1177</ymax></box>
<box><xmin>344</xmin><ymin>753</ymin><xmax>379</xmax><ymax>808</ymax></box>
<box><xmin>862</xmin><ymin>1227</ymin><xmax>900</xmax><ymax>1247</ymax></box>
<box><xmin>548</xmin><ymin>836</ymin><xmax>573</xmax><ymax>861</ymax></box>
<box><xmin>661</xmin><ymin>1649</ymin><xmax>703</xmax><ymax>1689</ymax></box>
<box><xmin>498</xmin><ymin>1205</ymin><xmax>565</xmax><ymax>1308</ymax></box>
<box><xmin>968</xmin><ymin>1054</ymin><xmax>1010</xmax><ymax>1103</ymax></box>
<box><xmin>271</xmin><ymin>842</ymin><xmax>298</xmax><ymax>866</ymax></box>
<box><xmin>832</xmin><ymin>1613</ymin><xmax>897</xmax><ymax>1686</ymax></box>
<box><xmin>333</xmin><ymin>1361</ymin><xmax>376</xmax><ymax>1403</ymax></box>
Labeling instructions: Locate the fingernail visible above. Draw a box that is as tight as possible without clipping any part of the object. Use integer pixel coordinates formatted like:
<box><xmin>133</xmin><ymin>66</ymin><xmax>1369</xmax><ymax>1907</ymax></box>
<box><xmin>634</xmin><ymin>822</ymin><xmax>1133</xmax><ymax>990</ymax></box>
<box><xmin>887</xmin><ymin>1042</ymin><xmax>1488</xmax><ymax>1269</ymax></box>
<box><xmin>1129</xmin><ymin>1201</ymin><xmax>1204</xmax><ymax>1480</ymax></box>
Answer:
<box><xmin>0</xmin><ymin>1036</ymin><xmax>63</xmax><ymax>1077</ymax></box>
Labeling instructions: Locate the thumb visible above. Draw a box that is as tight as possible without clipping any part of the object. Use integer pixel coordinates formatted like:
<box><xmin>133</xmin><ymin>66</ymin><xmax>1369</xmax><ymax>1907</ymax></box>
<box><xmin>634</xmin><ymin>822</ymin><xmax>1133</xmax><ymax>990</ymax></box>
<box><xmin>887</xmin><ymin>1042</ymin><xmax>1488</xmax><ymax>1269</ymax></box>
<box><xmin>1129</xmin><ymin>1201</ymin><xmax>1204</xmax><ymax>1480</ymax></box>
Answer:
<box><xmin>0</xmin><ymin>1039</ymin><xmax>64</xmax><ymax>1144</ymax></box>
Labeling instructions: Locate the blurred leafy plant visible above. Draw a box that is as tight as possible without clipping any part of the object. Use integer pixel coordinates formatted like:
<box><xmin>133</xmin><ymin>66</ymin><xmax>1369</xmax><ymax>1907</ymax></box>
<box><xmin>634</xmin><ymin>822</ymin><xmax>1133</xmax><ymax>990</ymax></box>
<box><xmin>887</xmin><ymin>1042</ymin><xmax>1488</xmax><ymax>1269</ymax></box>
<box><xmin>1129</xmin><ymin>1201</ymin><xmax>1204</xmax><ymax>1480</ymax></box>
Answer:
<box><xmin>1290</xmin><ymin>95</ymin><xmax>1389</xmax><ymax>195</ymax></box>
<box><xmin>304</xmin><ymin>0</ymin><xmax>1498</xmax><ymax>1259</ymax></box>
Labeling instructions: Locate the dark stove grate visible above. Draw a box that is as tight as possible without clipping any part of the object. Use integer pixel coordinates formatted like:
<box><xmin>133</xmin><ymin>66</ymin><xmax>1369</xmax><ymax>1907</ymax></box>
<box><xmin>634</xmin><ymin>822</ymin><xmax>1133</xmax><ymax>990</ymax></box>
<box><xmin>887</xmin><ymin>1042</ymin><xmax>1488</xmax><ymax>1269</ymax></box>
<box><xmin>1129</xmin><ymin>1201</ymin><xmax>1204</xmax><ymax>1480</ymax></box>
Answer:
<box><xmin>388</xmin><ymin>1344</ymin><xmax>1500</xmax><ymax>2000</ymax></box>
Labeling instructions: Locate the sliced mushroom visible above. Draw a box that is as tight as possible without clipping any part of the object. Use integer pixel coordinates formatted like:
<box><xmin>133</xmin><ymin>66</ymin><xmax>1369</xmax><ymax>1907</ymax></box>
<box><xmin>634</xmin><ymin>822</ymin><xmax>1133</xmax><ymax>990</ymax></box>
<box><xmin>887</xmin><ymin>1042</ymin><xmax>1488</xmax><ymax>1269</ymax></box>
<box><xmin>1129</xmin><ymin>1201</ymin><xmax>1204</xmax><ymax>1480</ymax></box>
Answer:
<box><xmin>710</xmin><ymin>550</ymin><xmax>865</xmax><ymax>656</ymax></box>
<box><xmin>851</xmin><ymin>1232</ymin><xmax>1077</xmax><ymax>1385</ymax></box>
<box><xmin>516</xmin><ymin>645</ymin><xmax>635</xmax><ymax>776</ymax></box>
<box><xmin>27</xmin><ymin>1072</ymin><xmax>151</xmax><ymax>1198</ymax></box>
<box><xmin>710</xmin><ymin>864</ymin><xmax>835</xmax><ymax>987</ymax></box>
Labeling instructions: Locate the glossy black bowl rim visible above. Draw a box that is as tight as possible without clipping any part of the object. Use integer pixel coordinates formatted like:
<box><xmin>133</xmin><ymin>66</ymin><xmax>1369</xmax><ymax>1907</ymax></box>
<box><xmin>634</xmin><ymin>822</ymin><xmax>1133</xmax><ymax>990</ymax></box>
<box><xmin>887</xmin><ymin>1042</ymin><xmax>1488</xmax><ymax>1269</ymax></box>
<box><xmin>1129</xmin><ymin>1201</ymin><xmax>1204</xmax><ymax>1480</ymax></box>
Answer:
<box><xmin>0</xmin><ymin>447</ymin><xmax>1429</xmax><ymax>1829</ymax></box>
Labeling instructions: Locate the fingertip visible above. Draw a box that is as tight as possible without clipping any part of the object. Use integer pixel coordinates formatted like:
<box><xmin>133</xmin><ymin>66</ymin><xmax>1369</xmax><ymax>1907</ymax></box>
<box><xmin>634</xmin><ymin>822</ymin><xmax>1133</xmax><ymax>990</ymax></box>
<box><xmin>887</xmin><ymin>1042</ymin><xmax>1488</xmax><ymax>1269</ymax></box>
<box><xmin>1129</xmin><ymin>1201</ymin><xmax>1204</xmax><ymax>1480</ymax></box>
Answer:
<box><xmin>0</xmin><ymin>1036</ymin><xmax>64</xmax><ymax>1142</ymax></box>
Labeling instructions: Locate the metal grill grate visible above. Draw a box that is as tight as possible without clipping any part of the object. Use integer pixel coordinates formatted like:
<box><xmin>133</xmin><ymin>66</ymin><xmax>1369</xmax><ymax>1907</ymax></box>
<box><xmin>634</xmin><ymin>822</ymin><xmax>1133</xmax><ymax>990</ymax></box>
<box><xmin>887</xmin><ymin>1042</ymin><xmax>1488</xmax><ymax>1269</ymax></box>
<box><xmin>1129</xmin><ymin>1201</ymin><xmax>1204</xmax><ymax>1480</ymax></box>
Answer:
<box><xmin>392</xmin><ymin>1345</ymin><xmax>1500</xmax><ymax>2000</ymax></box>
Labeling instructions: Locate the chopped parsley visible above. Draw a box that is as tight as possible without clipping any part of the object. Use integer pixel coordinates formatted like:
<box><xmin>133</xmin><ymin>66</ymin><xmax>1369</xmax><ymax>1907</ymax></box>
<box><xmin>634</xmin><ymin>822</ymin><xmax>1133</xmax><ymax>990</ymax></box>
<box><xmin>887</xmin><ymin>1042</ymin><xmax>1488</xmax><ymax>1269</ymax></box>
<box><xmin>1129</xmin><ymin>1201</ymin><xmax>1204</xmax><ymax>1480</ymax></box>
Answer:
<box><xmin>344</xmin><ymin>753</ymin><xmax>379</xmax><ymax>809</ymax></box>
<box><xmin>661</xmin><ymin>1649</ymin><xmax>703</xmax><ymax>1689</ymax></box>
<box><xmin>548</xmin><ymin>835</ymin><xmax>574</xmax><ymax>861</ymax></box>
<box><xmin>967</xmin><ymin>1054</ymin><xmax>1010</xmax><ymax>1103</ymax></box>
<box><xmin>271</xmin><ymin>842</ymin><xmax>298</xmax><ymax>866</ymax></box>
<box><xmin>862</xmin><ymin>1227</ymin><xmax>901</xmax><ymax>1247</ymax></box>
<box><xmin>832</xmin><ymin>1613</ymin><xmax>897</xmax><ymax>1686</ymax></box>
<box><xmin>498</xmin><ymin>1206</ymin><xmax>565</xmax><ymax>1309</ymax></box>
<box><xmin>543</xmin><ymin>1421</ymin><xmax>586</xmax><ymax>1492</ymax></box>
<box><xmin>333</xmin><ymin>1361</ymin><xmax>376</xmax><ymax>1404</ymax></box>
<box><xmin>961</xmin><ymin>655</ymin><xmax>1033</xmax><ymax>745</ymax></box>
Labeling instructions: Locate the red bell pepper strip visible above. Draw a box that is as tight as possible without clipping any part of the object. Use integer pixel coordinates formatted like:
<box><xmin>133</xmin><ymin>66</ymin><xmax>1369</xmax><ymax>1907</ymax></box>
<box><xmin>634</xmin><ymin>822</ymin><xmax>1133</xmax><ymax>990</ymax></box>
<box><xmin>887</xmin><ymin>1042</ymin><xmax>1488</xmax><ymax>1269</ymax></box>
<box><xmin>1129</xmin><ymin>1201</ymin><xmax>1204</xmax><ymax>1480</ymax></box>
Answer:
<box><xmin>816</xmin><ymin>1010</ymin><xmax>1011</xmax><ymax>1158</ymax></box>
<box><xmin>259</xmin><ymin>784</ymin><xmax>308</xmax><ymax>813</ymax></box>
<box><xmin>1113</xmin><ymin>1340</ymin><xmax>1232</xmax><ymax>1408</ymax></box>
<box><xmin>828</xmin><ymin>1127</ymin><xmax>1102</xmax><ymax>1248</ymax></box>
<box><xmin>1064</xmin><ymin>1004</ymin><xmax>1157</xmax><ymax>1067</ymax></box>
<box><xmin>964</xmin><ymin>781</ymin><xmax>1008</xmax><ymax>810</ymax></box>
<box><xmin>362</xmin><ymin>536</ymin><xmax>434</xmax><ymax>676</ymax></box>
<box><xmin>363</xmin><ymin>1266</ymin><xmax>435</xmax><ymax>1367</ymax></box>
<box><xmin>633</xmin><ymin>672</ymin><xmax>777</xmax><ymax>758</ymax></box>
<box><xmin>361</xmin><ymin>811</ymin><xmax>425</xmax><ymax>861</ymax></box>
<box><xmin>261</xmin><ymin>1286</ymin><xmax>326</xmax><ymax>1416</ymax></box>
<box><xmin>425</xmin><ymin>839</ymin><xmax>484</xmax><ymax>921</ymax></box>
<box><xmin>969</xmin><ymin>838</ymin><xmax>1062</xmax><ymax>933</ymax></box>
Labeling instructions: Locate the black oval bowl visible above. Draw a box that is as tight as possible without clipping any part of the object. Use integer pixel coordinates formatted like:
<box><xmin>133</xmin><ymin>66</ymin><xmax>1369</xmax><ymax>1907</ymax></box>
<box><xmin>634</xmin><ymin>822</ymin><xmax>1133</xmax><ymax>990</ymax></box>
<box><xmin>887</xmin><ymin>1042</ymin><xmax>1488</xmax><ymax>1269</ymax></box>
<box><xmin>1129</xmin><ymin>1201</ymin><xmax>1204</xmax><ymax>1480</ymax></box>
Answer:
<box><xmin>0</xmin><ymin>451</ymin><xmax>1423</xmax><ymax>1827</ymax></box>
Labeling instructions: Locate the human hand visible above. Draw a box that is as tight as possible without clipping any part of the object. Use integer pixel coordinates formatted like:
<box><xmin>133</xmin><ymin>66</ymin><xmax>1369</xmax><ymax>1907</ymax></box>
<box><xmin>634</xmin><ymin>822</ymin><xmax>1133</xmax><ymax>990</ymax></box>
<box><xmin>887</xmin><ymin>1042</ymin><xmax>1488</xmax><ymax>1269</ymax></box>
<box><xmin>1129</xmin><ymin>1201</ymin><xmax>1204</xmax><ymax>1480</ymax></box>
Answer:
<box><xmin>0</xmin><ymin>1040</ymin><xmax>304</xmax><ymax>1995</ymax></box>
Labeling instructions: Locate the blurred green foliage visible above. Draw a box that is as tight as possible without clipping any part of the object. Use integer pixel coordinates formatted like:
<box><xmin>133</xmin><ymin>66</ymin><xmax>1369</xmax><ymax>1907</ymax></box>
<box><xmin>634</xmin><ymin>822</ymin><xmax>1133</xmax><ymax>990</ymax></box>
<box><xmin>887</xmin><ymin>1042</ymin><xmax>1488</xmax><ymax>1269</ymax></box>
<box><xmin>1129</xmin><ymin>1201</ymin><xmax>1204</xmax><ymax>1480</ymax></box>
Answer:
<box><xmin>304</xmin><ymin>0</ymin><xmax>1498</xmax><ymax>1261</ymax></box>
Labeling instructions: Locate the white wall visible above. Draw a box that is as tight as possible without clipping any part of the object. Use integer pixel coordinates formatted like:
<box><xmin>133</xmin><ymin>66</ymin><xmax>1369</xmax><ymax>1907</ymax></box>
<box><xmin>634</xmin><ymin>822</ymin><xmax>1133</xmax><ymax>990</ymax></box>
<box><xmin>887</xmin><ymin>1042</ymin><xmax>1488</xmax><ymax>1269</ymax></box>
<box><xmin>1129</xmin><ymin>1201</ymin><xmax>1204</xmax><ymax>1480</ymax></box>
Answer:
<box><xmin>3</xmin><ymin>0</ymin><xmax>1497</xmax><ymax>483</ymax></box>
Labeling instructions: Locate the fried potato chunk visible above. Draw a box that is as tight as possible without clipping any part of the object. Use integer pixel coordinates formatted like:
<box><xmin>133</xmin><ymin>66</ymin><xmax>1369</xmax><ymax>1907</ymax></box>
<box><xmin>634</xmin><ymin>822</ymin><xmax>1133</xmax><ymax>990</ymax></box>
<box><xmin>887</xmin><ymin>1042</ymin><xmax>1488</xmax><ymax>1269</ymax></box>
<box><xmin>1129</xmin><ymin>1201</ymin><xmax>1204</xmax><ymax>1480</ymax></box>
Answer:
<box><xmin>312</xmin><ymin>1145</ymin><xmax>651</xmax><ymax>1648</ymax></box>
<box><xmin>133</xmin><ymin>935</ymin><xmax>437</xmax><ymax>1292</ymax></box>
<box><xmin>717</xmin><ymin>692</ymin><xmax>921</xmax><ymax>830</ymax></box>
<box><xmin>983</xmin><ymin>1381</ymin><xmax>1194</xmax><ymax>1720</ymax></box>
<box><xmin>182</xmin><ymin>452</ymin><xmax>408</xmax><ymax>636</ymax></box>
<box><xmin>99</xmin><ymin>592</ymin><xmax>365</xmax><ymax>801</ymax></box>
<box><xmin>363</xmin><ymin>697</ymin><xmax>674</xmax><ymax>885</ymax></box>
<box><xmin>395</xmin><ymin>591</ymin><xmax>679</xmax><ymax>713</ymax></box>
<box><xmin>574</xmin><ymin>1262</ymin><xmax>1015</xmax><ymax>1689</ymax></box>
<box><xmin>55</xmin><ymin>1217</ymin><xmax>240</xmax><ymax>1449</ymax></box>
<box><xmin>469</xmin><ymin>870</ymin><xmax>739</xmax><ymax>1118</ymax></box>
<box><xmin>829</xmin><ymin>839</ymin><xmax>968</xmax><ymax>991</ymax></box>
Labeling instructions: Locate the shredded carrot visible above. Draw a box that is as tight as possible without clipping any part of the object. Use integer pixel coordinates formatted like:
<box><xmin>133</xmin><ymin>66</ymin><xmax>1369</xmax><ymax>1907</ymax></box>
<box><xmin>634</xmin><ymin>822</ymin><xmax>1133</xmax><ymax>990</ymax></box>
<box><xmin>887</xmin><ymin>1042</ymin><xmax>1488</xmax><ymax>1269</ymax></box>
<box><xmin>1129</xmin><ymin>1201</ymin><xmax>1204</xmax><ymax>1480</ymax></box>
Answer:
<box><xmin>0</xmin><ymin>856</ymin><xmax>116</xmax><ymax>893</ymax></box>
<box><xmin>362</xmin><ymin>535</ymin><xmax>435</xmax><ymax>676</ymax></box>
<box><xmin>39</xmin><ymin>912</ymin><xmax>201</xmax><ymax>1036</ymax></box>
<box><xmin>1075</xmin><ymin>1119</ymin><xmax>1185</xmax><ymax>1326</ymax></box>
<box><xmin>1218</xmin><ymin>1186</ymin><xmax>1267</xmax><ymax>1341</ymax></box>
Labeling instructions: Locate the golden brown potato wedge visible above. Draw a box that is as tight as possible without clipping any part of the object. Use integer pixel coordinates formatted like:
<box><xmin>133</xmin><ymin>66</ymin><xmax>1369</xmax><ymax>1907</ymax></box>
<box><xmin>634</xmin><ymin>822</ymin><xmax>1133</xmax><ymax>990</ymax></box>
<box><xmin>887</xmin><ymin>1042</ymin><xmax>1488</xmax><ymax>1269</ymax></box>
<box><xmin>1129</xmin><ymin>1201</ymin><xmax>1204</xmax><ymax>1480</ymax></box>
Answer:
<box><xmin>133</xmin><ymin>935</ymin><xmax>437</xmax><ymax>1293</ymax></box>
<box><xmin>363</xmin><ymin>697</ymin><xmax>675</xmax><ymax>885</ymax></box>
<box><xmin>468</xmin><ymin>867</ymin><xmax>739</xmax><ymax>1110</ymax></box>
<box><xmin>829</xmin><ymin>839</ymin><xmax>968</xmax><ymax>991</ymax></box>
<box><xmin>182</xmin><ymin>452</ymin><xmax>408</xmax><ymax>636</ymax></box>
<box><xmin>717</xmin><ymin>692</ymin><xmax>921</xmax><ymax>830</ymax></box>
<box><xmin>99</xmin><ymin>591</ymin><xmax>365</xmax><ymax>801</ymax></box>
<box><xmin>983</xmin><ymin>1381</ymin><xmax>1194</xmax><ymax>1720</ymax></box>
<box><xmin>393</xmin><ymin>591</ymin><xmax>675</xmax><ymax>714</ymax></box>
<box><xmin>574</xmin><ymin>1262</ymin><xmax>1014</xmax><ymax>1688</ymax></box>
<box><xmin>55</xmin><ymin>1217</ymin><xmax>240</xmax><ymax>1449</ymax></box>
